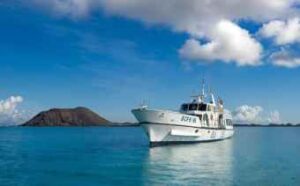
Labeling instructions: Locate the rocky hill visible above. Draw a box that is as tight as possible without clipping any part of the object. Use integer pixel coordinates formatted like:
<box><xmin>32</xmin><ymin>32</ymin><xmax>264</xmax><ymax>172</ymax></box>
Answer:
<box><xmin>23</xmin><ymin>107</ymin><xmax>110</xmax><ymax>126</ymax></box>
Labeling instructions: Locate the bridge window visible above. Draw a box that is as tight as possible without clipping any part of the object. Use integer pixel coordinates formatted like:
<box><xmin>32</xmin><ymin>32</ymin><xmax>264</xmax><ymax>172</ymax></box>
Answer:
<box><xmin>181</xmin><ymin>104</ymin><xmax>188</xmax><ymax>111</ymax></box>
<box><xmin>181</xmin><ymin>103</ymin><xmax>207</xmax><ymax>111</ymax></box>
<box><xmin>189</xmin><ymin>104</ymin><xmax>198</xmax><ymax>111</ymax></box>
<box><xmin>198</xmin><ymin>104</ymin><xmax>207</xmax><ymax>111</ymax></box>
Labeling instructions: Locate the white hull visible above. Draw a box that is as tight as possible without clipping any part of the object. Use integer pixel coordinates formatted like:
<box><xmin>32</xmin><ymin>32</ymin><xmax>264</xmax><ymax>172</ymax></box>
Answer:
<box><xmin>132</xmin><ymin>109</ymin><xmax>234</xmax><ymax>146</ymax></box>
<box><xmin>142</xmin><ymin>123</ymin><xmax>234</xmax><ymax>146</ymax></box>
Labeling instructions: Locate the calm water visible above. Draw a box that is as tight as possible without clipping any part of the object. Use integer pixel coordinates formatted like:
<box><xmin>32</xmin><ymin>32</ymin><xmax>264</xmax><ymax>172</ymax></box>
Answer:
<box><xmin>0</xmin><ymin>126</ymin><xmax>299</xmax><ymax>186</ymax></box>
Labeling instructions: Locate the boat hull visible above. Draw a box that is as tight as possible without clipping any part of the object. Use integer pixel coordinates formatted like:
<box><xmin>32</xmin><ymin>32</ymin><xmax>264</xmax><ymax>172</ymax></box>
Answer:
<box><xmin>141</xmin><ymin>122</ymin><xmax>234</xmax><ymax>146</ymax></box>
<box><xmin>132</xmin><ymin>108</ymin><xmax>234</xmax><ymax>146</ymax></box>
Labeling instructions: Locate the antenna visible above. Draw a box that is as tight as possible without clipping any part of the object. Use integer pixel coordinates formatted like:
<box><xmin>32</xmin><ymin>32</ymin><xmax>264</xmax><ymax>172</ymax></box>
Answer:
<box><xmin>209</xmin><ymin>86</ymin><xmax>216</xmax><ymax>105</ymax></box>
<box><xmin>201</xmin><ymin>79</ymin><xmax>205</xmax><ymax>96</ymax></box>
<box><xmin>200</xmin><ymin>78</ymin><xmax>206</xmax><ymax>101</ymax></box>
<box><xmin>218</xmin><ymin>96</ymin><xmax>224</xmax><ymax>106</ymax></box>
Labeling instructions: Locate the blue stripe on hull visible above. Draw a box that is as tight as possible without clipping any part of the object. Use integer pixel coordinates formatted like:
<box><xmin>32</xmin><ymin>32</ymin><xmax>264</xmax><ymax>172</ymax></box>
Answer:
<box><xmin>149</xmin><ymin>136</ymin><xmax>233</xmax><ymax>147</ymax></box>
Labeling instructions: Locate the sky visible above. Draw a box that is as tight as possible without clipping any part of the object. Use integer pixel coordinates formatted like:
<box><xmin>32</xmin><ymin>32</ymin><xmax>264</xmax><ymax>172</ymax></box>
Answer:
<box><xmin>1</xmin><ymin>0</ymin><xmax>300</xmax><ymax>125</ymax></box>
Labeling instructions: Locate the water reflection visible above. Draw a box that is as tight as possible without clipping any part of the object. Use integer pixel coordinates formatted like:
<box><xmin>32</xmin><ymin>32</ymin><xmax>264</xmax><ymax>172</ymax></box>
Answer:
<box><xmin>143</xmin><ymin>139</ymin><xmax>234</xmax><ymax>185</ymax></box>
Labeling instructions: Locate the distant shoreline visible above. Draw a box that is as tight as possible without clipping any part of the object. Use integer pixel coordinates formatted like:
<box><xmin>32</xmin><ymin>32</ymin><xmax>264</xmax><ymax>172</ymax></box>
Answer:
<box><xmin>17</xmin><ymin>123</ymin><xmax>300</xmax><ymax>127</ymax></box>
<box><xmin>234</xmin><ymin>124</ymin><xmax>300</xmax><ymax>127</ymax></box>
<box><xmin>1</xmin><ymin>124</ymin><xmax>300</xmax><ymax>128</ymax></box>
<box><xmin>18</xmin><ymin>123</ymin><xmax>140</xmax><ymax>127</ymax></box>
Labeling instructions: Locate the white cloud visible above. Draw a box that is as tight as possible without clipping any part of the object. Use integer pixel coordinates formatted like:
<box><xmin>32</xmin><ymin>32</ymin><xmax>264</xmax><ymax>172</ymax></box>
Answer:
<box><xmin>270</xmin><ymin>49</ymin><xmax>300</xmax><ymax>68</ymax></box>
<box><xmin>31</xmin><ymin>0</ymin><xmax>93</xmax><ymax>18</ymax></box>
<box><xmin>274</xmin><ymin>57</ymin><xmax>300</xmax><ymax>68</ymax></box>
<box><xmin>260</xmin><ymin>18</ymin><xmax>300</xmax><ymax>45</ymax></box>
<box><xmin>100</xmin><ymin>0</ymin><xmax>295</xmax><ymax>37</ymax></box>
<box><xmin>268</xmin><ymin>110</ymin><xmax>281</xmax><ymax>123</ymax></box>
<box><xmin>232</xmin><ymin>105</ymin><xmax>263</xmax><ymax>123</ymax></box>
<box><xmin>0</xmin><ymin>96</ymin><xmax>27</xmax><ymax>125</ymax></box>
<box><xmin>0</xmin><ymin>96</ymin><xmax>23</xmax><ymax>114</ymax></box>
<box><xmin>179</xmin><ymin>20</ymin><xmax>262</xmax><ymax>66</ymax></box>
<box><xmin>231</xmin><ymin>105</ymin><xmax>281</xmax><ymax>124</ymax></box>
<box><xmin>31</xmin><ymin>0</ymin><xmax>296</xmax><ymax>33</ymax></box>
<box><xmin>26</xmin><ymin>0</ymin><xmax>299</xmax><ymax>66</ymax></box>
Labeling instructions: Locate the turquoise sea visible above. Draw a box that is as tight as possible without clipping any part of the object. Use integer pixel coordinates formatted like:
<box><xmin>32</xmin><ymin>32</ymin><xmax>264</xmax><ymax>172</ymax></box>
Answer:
<box><xmin>0</xmin><ymin>126</ymin><xmax>299</xmax><ymax>186</ymax></box>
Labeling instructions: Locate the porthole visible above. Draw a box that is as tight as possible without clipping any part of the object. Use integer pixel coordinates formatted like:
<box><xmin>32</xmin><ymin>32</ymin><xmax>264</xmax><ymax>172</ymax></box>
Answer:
<box><xmin>195</xmin><ymin>129</ymin><xmax>199</xmax><ymax>133</ymax></box>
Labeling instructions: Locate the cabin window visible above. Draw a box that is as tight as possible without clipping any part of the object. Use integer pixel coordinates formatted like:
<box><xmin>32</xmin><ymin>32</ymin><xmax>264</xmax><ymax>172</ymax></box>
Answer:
<box><xmin>182</xmin><ymin>103</ymin><xmax>207</xmax><ymax>111</ymax></box>
<box><xmin>204</xmin><ymin>114</ymin><xmax>209</xmax><ymax>126</ymax></box>
<box><xmin>198</xmin><ymin>114</ymin><xmax>202</xmax><ymax>121</ymax></box>
<box><xmin>189</xmin><ymin>104</ymin><xmax>198</xmax><ymax>111</ymax></box>
<box><xmin>226</xmin><ymin>119</ymin><xmax>232</xmax><ymax>126</ymax></box>
<box><xmin>219</xmin><ymin>115</ymin><xmax>223</xmax><ymax>126</ymax></box>
<box><xmin>198</xmin><ymin>104</ymin><xmax>207</xmax><ymax>111</ymax></box>
<box><xmin>181</xmin><ymin>104</ymin><xmax>188</xmax><ymax>111</ymax></box>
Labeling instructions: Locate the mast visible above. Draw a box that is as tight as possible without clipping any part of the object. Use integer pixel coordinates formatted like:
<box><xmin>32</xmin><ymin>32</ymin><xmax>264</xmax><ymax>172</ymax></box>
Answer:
<box><xmin>209</xmin><ymin>87</ymin><xmax>216</xmax><ymax>105</ymax></box>
<box><xmin>200</xmin><ymin>79</ymin><xmax>205</xmax><ymax>102</ymax></box>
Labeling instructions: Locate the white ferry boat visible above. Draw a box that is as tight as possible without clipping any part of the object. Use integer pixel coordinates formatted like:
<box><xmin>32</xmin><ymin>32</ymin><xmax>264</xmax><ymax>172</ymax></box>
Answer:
<box><xmin>132</xmin><ymin>82</ymin><xmax>234</xmax><ymax>146</ymax></box>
